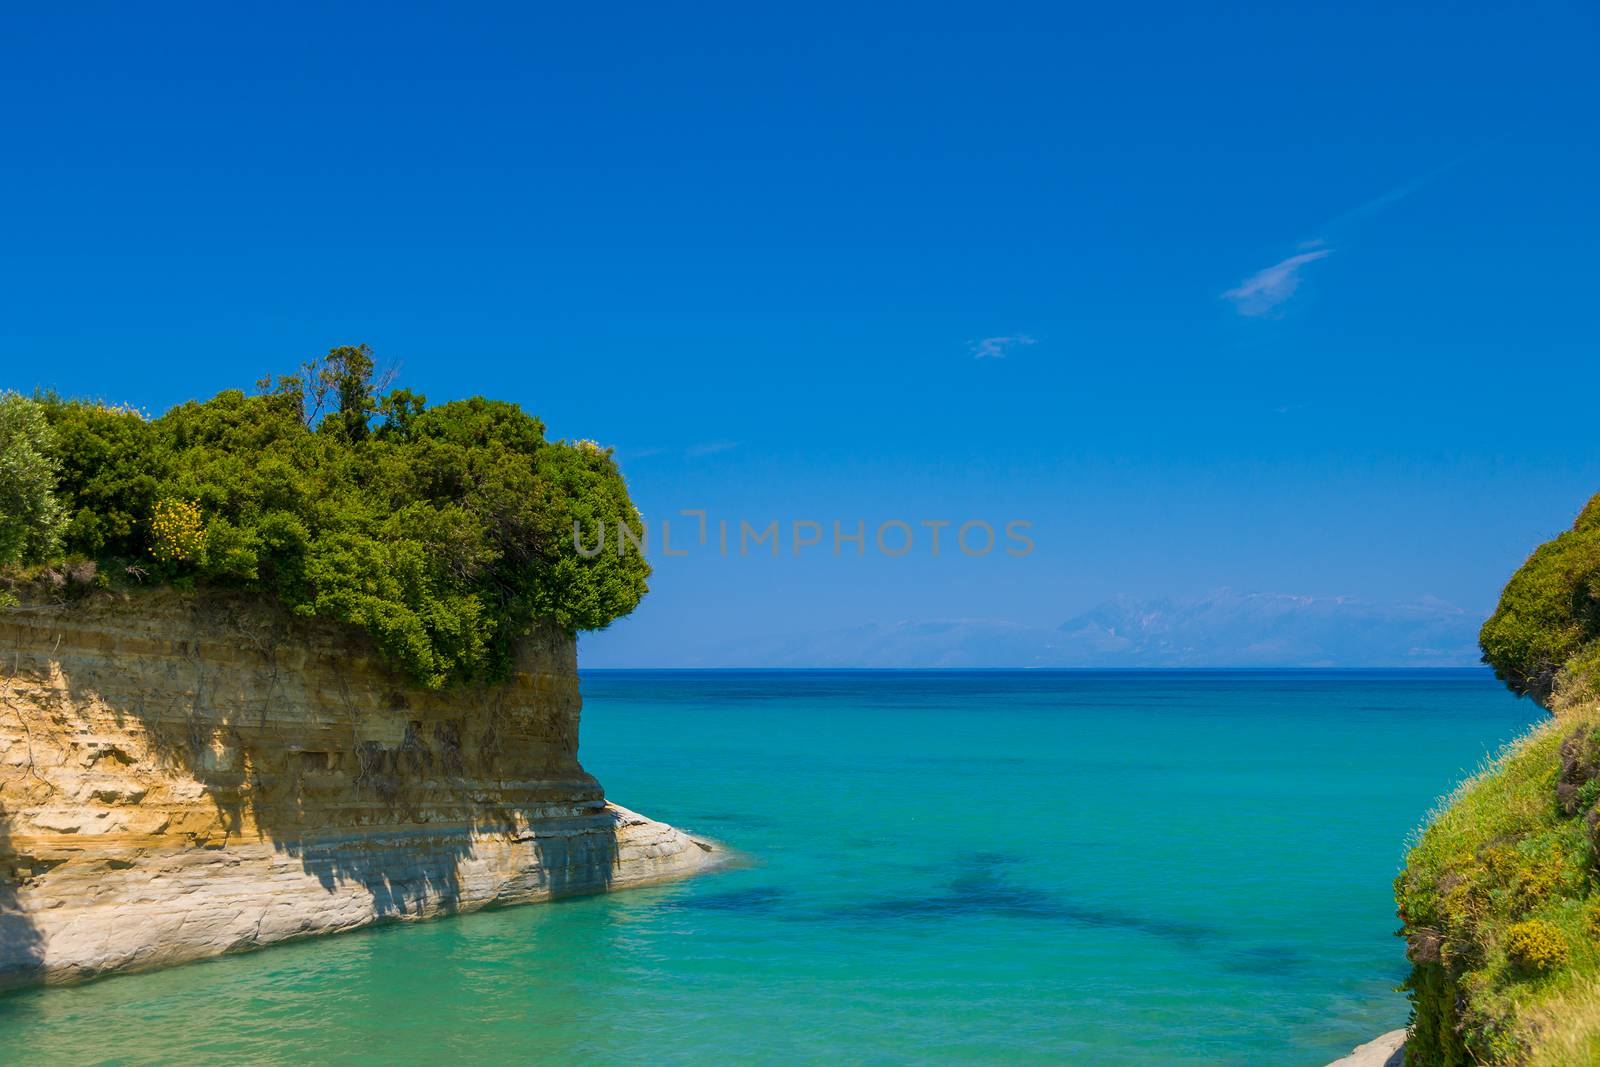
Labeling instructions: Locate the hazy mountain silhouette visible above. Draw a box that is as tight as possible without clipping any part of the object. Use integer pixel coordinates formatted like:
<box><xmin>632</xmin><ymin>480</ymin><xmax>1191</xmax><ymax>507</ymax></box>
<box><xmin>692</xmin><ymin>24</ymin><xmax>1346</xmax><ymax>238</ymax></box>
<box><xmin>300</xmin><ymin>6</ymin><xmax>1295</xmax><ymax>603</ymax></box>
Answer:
<box><xmin>669</xmin><ymin>590</ymin><xmax>1483</xmax><ymax>668</ymax></box>
<box><xmin>1052</xmin><ymin>589</ymin><xmax>1480</xmax><ymax>668</ymax></box>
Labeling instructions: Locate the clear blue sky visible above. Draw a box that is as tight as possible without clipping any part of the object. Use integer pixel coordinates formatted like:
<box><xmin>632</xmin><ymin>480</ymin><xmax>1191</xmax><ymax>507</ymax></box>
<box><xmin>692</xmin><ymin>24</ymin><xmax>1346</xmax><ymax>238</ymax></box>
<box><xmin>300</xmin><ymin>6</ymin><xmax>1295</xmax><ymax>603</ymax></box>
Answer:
<box><xmin>3</xmin><ymin>3</ymin><xmax>1596</xmax><ymax>664</ymax></box>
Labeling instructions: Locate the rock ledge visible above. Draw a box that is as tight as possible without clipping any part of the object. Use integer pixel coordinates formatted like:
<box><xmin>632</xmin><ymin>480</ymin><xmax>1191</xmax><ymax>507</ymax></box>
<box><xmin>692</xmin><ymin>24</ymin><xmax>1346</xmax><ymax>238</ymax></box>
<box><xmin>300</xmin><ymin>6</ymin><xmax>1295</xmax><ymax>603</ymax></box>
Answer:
<box><xmin>0</xmin><ymin>591</ymin><xmax>719</xmax><ymax>989</ymax></box>
<box><xmin>1324</xmin><ymin>1029</ymin><xmax>1406</xmax><ymax>1067</ymax></box>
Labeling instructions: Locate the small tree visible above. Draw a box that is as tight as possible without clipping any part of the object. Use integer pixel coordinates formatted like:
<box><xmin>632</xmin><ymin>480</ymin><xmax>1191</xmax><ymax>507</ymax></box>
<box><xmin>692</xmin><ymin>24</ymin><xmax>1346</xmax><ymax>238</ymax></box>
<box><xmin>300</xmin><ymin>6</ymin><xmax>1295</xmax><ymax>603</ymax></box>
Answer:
<box><xmin>255</xmin><ymin>344</ymin><xmax>381</xmax><ymax>439</ymax></box>
<box><xmin>0</xmin><ymin>392</ymin><xmax>66</xmax><ymax>570</ymax></box>
<box><xmin>322</xmin><ymin>344</ymin><xmax>377</xmax><ymax>443</ymax></box>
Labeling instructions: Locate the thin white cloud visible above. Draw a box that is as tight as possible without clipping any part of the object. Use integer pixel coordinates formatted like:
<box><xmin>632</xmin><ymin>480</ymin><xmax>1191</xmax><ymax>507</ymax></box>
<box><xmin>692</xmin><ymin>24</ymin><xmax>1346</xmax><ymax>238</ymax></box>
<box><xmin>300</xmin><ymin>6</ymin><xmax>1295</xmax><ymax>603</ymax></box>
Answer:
<box><xmin>970</xmin><ymin>335</ymin><xmax>1036</xmax><ymax>359</ymax></box>
<box><xmin>686</xmin><ymin>440</ymin><xmax>738</xmax><ymax>458</ymax></box>
<box><xmin>1320</xmin><ymin>155</ymin><xmax>1469</xmax><ymax>234</ymax></box>
<box><xmin>1223</xmin><ymin>154</ymin><xmax>1471</xmax><ymax>317</ymax></box>
<box><xmin>1221</xmin><ymin>250</ymin><xmax>1331</xmax><ymax>317</ymax></box>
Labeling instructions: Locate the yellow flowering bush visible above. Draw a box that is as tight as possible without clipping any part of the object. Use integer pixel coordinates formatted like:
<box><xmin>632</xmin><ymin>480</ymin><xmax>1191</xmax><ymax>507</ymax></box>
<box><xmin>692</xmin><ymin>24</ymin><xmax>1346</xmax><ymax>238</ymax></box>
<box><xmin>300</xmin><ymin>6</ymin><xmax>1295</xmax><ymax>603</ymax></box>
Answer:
<box><xmin>1504</xmin><ymin>919</ymin><xmax>1568</xmax><ymax>975</ymax></box>
<box><xmin>149</xmin><ymin>499</ymin><xmax>205</xmax><ymax>564</ymax></box>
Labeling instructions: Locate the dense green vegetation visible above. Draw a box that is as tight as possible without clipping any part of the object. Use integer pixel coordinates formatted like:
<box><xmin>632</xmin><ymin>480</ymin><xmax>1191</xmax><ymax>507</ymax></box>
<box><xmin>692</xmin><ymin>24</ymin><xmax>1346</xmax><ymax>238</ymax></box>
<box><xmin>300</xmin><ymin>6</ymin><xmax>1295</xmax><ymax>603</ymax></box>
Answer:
<box><xmin>1479</xmin><ymin>494</ymin><xmax>1600</xmax><ymax>709</ymax></box>
<box><xmin>1397</xmin><ymin>713</ymin><xmax>1600</xmax><ymax>1065</ymax></box>
<box><xmin>1400</xmin><ymin>495</ymin><xmax>1600</xmax><ymax>1065</ymax></box>
<box><xmin>0</xmin><ymin>347</ymin><xmax>650</xmax><ymax>686</ymax></box>
<box><xmin>0</xmin><ymin>392</ymin><xmax>66</xmax><ymax>582</ymax></box>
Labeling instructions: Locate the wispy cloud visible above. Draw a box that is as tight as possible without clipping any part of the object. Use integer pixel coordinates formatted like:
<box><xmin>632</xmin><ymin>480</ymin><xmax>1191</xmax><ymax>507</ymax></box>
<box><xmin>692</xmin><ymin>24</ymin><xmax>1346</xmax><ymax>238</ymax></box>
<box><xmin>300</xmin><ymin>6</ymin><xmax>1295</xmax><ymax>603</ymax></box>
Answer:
<box><xmin>1319</xmin><ymin>156</ymin><xmax>1469</xmax><ymax>235</ymax></box>
<box><xmin>686</xmin><ymin>440</ymin><xmax>738</xmax><ymax>458</ymax></box>
<box><xmin>1222</xmin><ymin>154</ymin><xmax>1470</xmax><ymax>317</ymax></box>
<box><xmin>1221</xmin><ymin>250</ymin><xmax>1331</xmax><ymax>317</ymax></box>
<box><xmin>970</xmin><ymin>335</ymin><xmax>1036</xmax><ymax>359</ymax></box>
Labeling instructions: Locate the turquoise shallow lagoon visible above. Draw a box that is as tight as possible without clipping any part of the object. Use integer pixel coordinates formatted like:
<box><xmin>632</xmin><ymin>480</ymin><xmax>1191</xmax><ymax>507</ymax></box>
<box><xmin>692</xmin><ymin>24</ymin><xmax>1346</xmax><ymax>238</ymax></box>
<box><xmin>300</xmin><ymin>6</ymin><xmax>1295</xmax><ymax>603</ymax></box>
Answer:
<box><xmin>0</xmin><ymin>670</ymin><xmax>1539</xmax><ymax>1065</ymax></box>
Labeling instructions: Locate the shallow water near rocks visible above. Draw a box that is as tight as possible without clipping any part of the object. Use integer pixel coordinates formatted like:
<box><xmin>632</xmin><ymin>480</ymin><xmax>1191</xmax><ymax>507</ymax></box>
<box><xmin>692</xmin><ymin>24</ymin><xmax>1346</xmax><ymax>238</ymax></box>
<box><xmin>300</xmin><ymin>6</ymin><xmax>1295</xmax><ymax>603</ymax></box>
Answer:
<box><xmin>0</xmin><ymin>670</ymin><xmax>1538</xmax><ymax>1065</ymax></box>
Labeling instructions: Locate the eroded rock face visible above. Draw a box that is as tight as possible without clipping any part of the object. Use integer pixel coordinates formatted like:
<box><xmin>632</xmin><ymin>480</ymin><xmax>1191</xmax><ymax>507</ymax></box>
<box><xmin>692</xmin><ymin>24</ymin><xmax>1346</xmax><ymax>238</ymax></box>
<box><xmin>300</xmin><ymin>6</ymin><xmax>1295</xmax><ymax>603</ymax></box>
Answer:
<box><xmin>1556</xmin><ymin>725</ymin><xmax>1600</xmax><ymax>816</ymax></box>
<box><xmin>0</xmin><ymin>590</ymin><xmax>715</xmax><ymax>990</ymax></box>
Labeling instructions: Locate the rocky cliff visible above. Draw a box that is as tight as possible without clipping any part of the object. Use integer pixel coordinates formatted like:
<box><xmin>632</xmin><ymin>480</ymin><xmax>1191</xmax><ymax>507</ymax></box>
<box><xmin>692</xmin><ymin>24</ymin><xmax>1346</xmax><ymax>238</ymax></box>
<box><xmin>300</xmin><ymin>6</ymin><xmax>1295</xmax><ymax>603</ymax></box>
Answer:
<box><xmin>0</xmin><ymin>589</ymin><xmax>717</xmax><ymax>990</ymax></box>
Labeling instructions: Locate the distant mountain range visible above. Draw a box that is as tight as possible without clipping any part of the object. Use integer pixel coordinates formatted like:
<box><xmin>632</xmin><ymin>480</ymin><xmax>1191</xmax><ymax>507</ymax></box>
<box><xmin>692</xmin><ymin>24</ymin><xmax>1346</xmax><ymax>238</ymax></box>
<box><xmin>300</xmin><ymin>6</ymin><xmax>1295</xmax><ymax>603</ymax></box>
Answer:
<box><xmin>1052</xmin><ymin>590</ymin><xmax>1481</xmax><ymax>667</ymax></box>
<box><xmin>678</xmin><ymin>589</ymin><xmax>1485</xmax><ymax>668</ymax></box>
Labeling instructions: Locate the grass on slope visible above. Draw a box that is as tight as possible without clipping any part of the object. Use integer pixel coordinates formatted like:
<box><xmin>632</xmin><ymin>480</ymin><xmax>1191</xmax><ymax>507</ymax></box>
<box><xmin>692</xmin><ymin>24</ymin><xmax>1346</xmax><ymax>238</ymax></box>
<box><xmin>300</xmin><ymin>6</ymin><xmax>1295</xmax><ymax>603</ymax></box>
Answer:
<box><xmin>1398</xmin><ymin>706</ymin><xmax>1600</xmax><ymax>1065</ymax></box>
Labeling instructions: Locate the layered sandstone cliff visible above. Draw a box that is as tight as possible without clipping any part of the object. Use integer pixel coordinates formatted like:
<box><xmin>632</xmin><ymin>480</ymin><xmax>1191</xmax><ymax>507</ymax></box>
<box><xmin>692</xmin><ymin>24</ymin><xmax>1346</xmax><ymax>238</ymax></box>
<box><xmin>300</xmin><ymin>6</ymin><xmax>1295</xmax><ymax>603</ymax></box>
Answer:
<box><xmin>0</xmin><ymin>589</ymin><xmax>717</xmax><ymax>990</ymax></box>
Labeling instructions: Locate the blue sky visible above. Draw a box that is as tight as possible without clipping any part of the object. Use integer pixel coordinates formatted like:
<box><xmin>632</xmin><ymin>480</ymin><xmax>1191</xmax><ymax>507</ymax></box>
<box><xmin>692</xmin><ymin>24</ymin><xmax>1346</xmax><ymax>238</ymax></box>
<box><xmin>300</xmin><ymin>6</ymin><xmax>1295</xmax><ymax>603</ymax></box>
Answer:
<box><xmin>2</xmin><ymin>3</ymin><xmax>1596</xmax><ymax>665</ymax></box>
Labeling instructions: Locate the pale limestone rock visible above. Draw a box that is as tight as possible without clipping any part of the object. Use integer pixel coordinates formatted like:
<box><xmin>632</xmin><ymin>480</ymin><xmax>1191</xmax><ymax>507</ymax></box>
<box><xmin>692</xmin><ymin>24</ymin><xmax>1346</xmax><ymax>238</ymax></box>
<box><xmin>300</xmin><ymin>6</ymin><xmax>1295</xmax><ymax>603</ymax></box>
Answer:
<box><xmin>0</xmin><ymin>590</ymin><xmax>720</xmax><ymax>990</ymax></box>
<box><xmin>1325</xmin><ymin>1029</ymin><xmax>1406</xmax><ymax>1067</ymax></box>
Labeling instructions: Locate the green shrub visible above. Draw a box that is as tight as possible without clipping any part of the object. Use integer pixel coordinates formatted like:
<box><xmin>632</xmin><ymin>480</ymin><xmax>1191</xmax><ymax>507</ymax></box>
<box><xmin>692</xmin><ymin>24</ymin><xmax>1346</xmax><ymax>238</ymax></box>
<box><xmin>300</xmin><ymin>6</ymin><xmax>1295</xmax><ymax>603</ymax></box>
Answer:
<box><xmin>1402</xmin><ymin>962</ymin><xmax>1471</xmax><ymax>1067</ymax></box>
<box><xmin>0</xmin><ymin>391</ymin><xmax>66</xmax><ymax>572</ymax></box>
<box><xmin>1479</xmin><ymin>495</ymin><xmax>1600</xmax><ymax>707</ymax></box>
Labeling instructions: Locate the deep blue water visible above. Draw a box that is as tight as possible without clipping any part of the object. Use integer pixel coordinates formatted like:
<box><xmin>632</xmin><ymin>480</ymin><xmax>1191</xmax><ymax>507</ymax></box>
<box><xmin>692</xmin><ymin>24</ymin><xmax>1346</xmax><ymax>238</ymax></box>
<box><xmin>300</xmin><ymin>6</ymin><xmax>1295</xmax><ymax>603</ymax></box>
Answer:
<box><xmin>0</xmin><ymin>670</ymin><xmax>1539</xmax><ymax>1065</ymax></box>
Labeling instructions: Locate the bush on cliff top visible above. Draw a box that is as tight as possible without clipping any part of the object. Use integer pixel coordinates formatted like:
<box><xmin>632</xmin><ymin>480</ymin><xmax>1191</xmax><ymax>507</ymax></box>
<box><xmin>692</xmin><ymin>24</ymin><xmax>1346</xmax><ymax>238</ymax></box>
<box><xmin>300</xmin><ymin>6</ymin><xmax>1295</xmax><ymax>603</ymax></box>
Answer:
<box><xmin>0</xmin><ymin>392</ymin><xmax>66</xmax><ymax>578</ymax></box>
<box><xmin>1</xmin><ymin>347</ymin><xmax>649</xmax><ymax>687</ymax></box>
<box><xmin>1479</xmin><ymin>493</ymin><xmax>1600</xmax><ymax>708</ymax></box>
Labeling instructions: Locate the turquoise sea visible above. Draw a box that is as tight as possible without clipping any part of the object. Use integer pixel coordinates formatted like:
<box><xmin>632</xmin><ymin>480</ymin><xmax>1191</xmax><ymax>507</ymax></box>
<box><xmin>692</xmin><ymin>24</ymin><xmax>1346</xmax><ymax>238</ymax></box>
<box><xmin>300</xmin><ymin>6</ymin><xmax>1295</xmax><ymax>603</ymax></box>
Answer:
<box><xmin>0</xmin><ymin>670</ymin><xmax>1540</xmax><ymax>1065</ymax></box>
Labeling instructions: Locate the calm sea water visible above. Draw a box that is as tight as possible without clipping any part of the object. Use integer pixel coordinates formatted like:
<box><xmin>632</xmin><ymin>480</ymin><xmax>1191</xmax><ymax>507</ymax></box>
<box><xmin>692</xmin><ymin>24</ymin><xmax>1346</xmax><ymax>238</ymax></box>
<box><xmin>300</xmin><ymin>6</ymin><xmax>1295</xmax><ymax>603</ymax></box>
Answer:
<box><xmin>0</xmin><ymin>670</ymin><xmax>1538</xmax><ymax>1065</ymax></box>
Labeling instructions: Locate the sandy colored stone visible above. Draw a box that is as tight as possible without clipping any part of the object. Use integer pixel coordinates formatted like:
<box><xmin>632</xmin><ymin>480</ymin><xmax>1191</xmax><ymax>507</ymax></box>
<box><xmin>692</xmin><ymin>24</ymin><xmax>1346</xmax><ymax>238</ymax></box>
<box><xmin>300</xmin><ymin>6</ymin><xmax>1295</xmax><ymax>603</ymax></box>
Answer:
<box><xmin>1325</xmin><ymin>1029</ymin><xmax>1406</xmax><ymax>1067</ymax></box>
<box><xmin>0</xmin><ymin>589</ymin><xmax>719</xmax><ymax>990</ymax></box>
